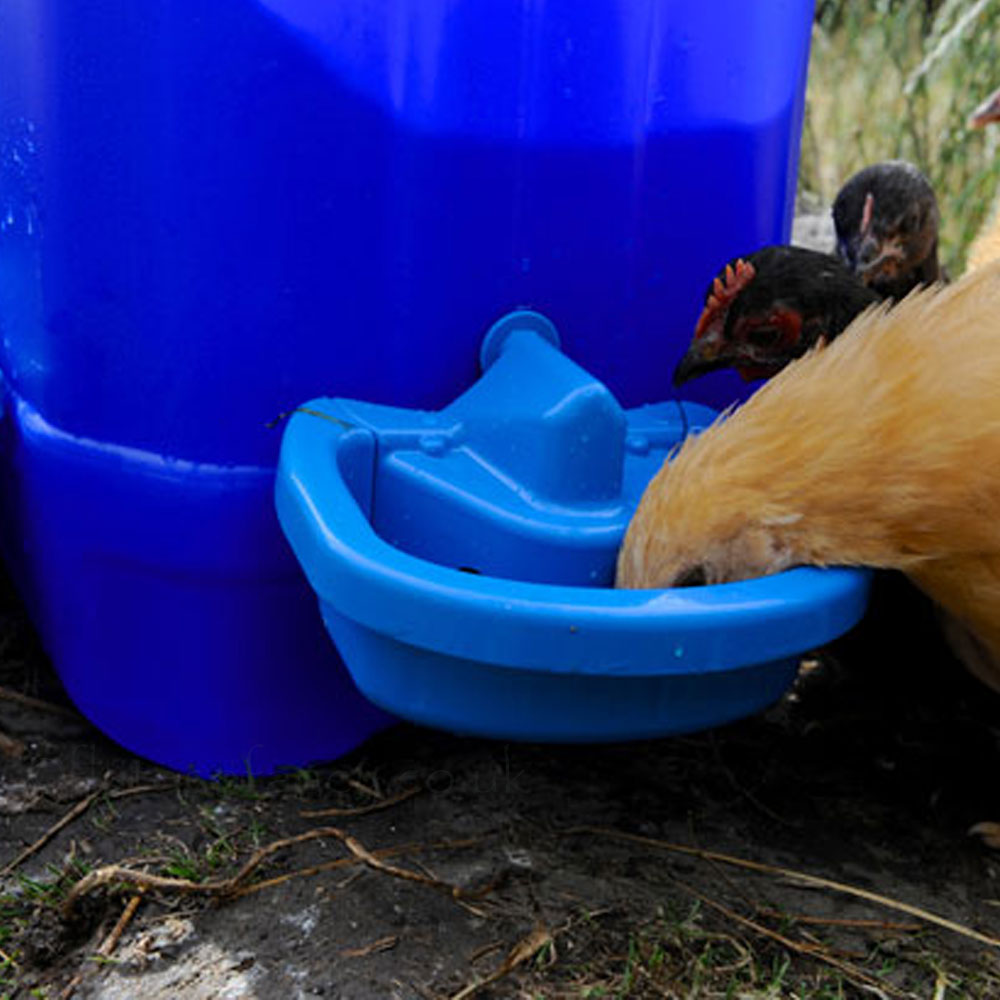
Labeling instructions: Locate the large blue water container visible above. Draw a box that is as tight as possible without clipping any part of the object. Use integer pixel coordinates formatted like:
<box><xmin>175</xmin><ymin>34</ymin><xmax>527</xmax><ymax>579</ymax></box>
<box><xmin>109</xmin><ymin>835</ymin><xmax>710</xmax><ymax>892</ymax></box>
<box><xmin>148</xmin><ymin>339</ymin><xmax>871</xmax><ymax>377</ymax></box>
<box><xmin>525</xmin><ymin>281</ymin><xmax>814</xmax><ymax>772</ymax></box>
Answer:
<box><xmin>0</xmin><ymin>1</ymin><xmax>814</xmax><ymax>775</ymax></box>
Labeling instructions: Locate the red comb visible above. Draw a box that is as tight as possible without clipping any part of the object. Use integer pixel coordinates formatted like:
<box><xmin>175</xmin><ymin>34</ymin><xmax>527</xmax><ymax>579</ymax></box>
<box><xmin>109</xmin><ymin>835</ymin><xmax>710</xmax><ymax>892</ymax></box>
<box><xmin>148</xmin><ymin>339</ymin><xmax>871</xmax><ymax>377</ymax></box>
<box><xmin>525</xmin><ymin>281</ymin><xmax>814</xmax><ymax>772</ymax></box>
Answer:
<box><xmin>693</xmin><ymin>258</ymin><xmax>756</xmax><ymax>339</ymax></box>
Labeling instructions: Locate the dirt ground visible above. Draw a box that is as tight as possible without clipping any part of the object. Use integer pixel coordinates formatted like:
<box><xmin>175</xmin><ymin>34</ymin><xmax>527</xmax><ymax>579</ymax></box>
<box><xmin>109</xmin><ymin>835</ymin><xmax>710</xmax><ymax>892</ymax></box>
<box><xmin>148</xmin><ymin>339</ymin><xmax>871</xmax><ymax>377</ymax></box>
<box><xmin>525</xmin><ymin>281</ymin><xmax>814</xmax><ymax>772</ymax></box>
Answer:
<box><xmin>3</xmin><ymin>560</ymin><xmax>1000</xmax><ymax>1000</ymax></box>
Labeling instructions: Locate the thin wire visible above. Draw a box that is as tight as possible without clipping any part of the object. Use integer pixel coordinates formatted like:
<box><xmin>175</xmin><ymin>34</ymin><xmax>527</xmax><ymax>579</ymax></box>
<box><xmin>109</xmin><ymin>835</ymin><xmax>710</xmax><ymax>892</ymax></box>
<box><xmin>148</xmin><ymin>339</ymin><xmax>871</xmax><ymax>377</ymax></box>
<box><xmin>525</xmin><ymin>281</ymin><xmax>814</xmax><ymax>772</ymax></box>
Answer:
<box><xmin>671</xmin><ymin>392</ymin><xmax>690</xmax><ymax>442</ymax></box>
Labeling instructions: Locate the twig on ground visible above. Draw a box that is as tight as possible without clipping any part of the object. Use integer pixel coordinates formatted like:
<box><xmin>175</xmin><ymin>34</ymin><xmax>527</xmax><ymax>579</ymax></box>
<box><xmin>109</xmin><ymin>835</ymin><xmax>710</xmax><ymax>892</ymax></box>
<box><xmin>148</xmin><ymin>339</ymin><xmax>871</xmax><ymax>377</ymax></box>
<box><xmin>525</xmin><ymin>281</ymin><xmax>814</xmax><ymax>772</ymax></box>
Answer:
<box><xmin>226</xmin><ymin>827</ymin><xmax>349</xmax><ymax>890</ymax></box>
<box><xmin>933</xmin><ymin>968</ymin><xmax>950</xmax><ymax>1000</ymax></box>
<box><xmin>59</xmin><ymin>892</ymin><xmax>145</xmax><ymax>1000</ymax></box>
<box><xmin>108</xmin><ymin>782</ymin><xmax>184</xmax><ymax>801</ymax></box>
<box><xmin>564</xmin><ymin>825</ymin><xmax>1000</xmax><ymax>951</ymax></box>
<box><xmin>229</xmin><ymin>838</ymin><xmax>484</xmax><ymax>900</ymax></box>
<box><xmin>407</xmin><ymin>981</ymin><xmax>445</xmax><ymax>1000</ymax></box>
<box><xmin>98</xmin><ymin>891</ymin><xmax>144</xmax><ymax>958</ymax></box>
<box><xmin>0</xmin><ymin>724</ymin><xmax>24</xmax><ymax>759</ymax></box>
<box><xmin>328</xmin><ymin>827</ymin><xmax>500</xmax><ymax>904</ymax></box>
<box><xmin>61</xmin><ymin>867</ymin><xmax>229</xmax><ymax>916</ymax></box>
<box><xmin>230</xmin><ymin>853</ymin><xmax>379</xmax><ymax>899</ymax></box>
<box><xmin>334</xmin><ymin>868</ymin><xmax>366</xmax><ymax>891</ymax></box>
<box><xmin>673</xmin><ymin>878</ymin><xmax>910</xmax><ymax>998</ymax></box>
<box><xmin>62</xmin><ymin>832</ymin><xmax>491</xmax><ymax>914</ymax></box>
<box><xmin>0</xmin><ymin>685</ymin><xmax>80</xmax><ymax>719</ymax></box>
<box><xmin>300</xmin><ymin>785</ymin><xmax>421</xmax><ymax>819</ymax></box>
<box><xmin>795</xmin><ymin>926</ymin><xmax>868</xmax><ymax>961</ymax></box>
<box><xmin>755</xmin><ymin>907</ymin><xmax>921</xmax><ymax>933</ymax></box>
<box><xmin>2</xmin><ymin>786</ymin><xmax>105</xmax><ymax>878</ymax></box>
<box><xmin>340</xmin><ymin>935</ymin><xmax>399</xmax><ymax>959</ymax></box>
<box><xmin>1</xmin><ymin>778</ymin><xmax>184</xmax><ymax>880</ymax></box>
<box><xmin>346</xmin><ymin>777</ymin><xmax>382</xmax><ymax>800</ymax></box>
<box><xmin>58</xmin><ymin>975</ymin><xmax>82</xmax><ymax>1000</ymax></box>
<box><xmin>468</xmin><ymin>941</ymin><xmax>505</xmax><ymax>965</ymax></box>
<box><xmin>450</xmin><ymin>924</ymin><xmax>553</xmax><ymax>1000</ymax></box>
<box><xmin>61</xmin><ymin>826</ymin><xmax>362</xmax><ymax>915</ymax></box>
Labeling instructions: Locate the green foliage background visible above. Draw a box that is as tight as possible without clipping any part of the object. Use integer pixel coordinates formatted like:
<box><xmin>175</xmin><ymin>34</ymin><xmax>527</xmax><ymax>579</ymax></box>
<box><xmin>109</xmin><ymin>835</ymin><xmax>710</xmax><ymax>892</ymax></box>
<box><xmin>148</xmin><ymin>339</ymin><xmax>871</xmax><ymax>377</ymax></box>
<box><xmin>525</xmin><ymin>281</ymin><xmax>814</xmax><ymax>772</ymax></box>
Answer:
<box><xmin>800</xmin><ymin>0</ymin><xmax>1000</xmax><ymax>272</ymax></box>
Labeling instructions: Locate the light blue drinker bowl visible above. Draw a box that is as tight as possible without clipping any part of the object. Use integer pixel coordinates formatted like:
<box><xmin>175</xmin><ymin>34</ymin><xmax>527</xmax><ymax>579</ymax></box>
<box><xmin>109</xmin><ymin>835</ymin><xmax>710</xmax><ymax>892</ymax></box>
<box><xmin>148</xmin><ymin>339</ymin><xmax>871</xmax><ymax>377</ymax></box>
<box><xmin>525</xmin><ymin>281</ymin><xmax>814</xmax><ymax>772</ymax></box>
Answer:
<box><xmin>276</xmin><ymin>312</ymin><xmax>871</xmax><ymax>742</ymax></box>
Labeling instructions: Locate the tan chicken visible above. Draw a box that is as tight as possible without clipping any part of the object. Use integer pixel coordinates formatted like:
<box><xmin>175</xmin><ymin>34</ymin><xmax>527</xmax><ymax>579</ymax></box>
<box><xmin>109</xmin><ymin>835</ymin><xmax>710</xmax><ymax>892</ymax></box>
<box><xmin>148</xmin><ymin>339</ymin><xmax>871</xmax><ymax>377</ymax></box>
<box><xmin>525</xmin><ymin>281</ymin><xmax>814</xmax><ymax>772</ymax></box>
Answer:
<box><xmin>617</xmin><ymin>259</ymin><xmax>1000</xmax><ymax>695</ymax></box>
<box><xmin>967</xmin><ymin>85</ymin><xmax>1000</xmax><ymax>273</ymax></box>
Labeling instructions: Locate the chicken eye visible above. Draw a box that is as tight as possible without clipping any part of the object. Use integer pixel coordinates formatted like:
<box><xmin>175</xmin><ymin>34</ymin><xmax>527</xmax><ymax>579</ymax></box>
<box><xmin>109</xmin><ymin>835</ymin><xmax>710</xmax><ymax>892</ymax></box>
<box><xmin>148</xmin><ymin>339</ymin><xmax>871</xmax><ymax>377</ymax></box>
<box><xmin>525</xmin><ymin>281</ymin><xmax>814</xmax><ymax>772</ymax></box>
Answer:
<box><xmin>745</xmin><ymin>326</ymin><xmax>781</xmax><ymax>349</ymax></box>
<box><xmin>672</xmin><ymin>565</ymin><xmax>708</xmax><ymax>588</ymax></box>
<box><xmin>900</xmin><ymin>207</ymin><xmax>925</xmax><ymax>238</ymax></box>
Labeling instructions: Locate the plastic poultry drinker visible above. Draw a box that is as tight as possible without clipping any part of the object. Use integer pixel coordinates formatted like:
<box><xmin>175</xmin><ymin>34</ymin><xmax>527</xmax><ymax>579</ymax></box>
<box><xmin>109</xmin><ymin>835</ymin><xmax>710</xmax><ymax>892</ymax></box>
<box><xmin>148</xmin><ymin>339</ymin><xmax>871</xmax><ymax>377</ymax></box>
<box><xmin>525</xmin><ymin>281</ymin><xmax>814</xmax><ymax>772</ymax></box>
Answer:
<box><xmin>276</xmin><ymin>311</ymin><xmax>871</xmax><ymax>741</ymax></box>
<box><xmin>0</xmin><ymin>0</ymin><xmax>830</xmax><ymax>773</ymax></box>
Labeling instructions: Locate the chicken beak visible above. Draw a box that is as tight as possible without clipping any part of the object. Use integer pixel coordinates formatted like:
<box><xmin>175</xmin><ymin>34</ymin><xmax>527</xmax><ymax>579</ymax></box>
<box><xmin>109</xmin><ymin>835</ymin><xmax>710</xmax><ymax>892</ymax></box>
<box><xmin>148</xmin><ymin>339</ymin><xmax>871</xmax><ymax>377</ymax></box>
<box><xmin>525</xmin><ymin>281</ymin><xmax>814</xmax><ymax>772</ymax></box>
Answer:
<box><xmin>970</xmin><ymin>87</ymin><xmax>1000</xmax><ymax>129</ymax></box>
<box><xmin>856</xmin><ymin>235</ymin><xmax>905</xmax><ymax>283</ymax></box>
<box><xmin>672</xmin><ymin>337</ymin><xmax>729</xmax><ymax>387</ymax></box>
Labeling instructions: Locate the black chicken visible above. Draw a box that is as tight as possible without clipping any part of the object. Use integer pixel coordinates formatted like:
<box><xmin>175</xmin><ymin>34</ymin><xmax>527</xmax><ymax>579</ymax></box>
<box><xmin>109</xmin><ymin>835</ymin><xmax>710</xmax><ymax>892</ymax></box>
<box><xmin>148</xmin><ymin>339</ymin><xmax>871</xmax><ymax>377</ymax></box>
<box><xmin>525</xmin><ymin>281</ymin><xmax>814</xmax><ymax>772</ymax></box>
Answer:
<box><xmin>832</xmin><ymin>160</ymin><xmax>944</xmax><ymax>299</ymax></box>
<box><xmin>672</xmin><ymin>245</ymin><xmax>880</xmax><ymax>387</ymax></box>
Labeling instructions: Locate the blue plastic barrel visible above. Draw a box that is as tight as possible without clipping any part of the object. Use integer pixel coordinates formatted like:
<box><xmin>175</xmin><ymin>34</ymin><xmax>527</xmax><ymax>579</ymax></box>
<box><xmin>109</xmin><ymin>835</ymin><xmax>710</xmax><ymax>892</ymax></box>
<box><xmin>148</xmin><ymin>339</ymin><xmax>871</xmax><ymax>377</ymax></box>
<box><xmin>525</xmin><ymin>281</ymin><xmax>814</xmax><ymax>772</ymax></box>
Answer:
<box><xmin>0</xmin><ymin>1</ymin><xmax>814</xmax><ymax>774</ymax></box>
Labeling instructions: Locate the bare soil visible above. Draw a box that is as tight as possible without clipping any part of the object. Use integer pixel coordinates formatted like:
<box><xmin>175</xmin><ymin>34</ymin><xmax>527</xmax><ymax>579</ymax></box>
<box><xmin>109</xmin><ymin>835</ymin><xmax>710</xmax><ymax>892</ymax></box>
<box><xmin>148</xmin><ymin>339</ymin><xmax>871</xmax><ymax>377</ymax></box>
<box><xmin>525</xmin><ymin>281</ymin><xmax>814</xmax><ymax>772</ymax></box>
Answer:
<box><xmin>4</xmin><ymin>566</ymin><xmax>1000</xmax><ymax>999</ymax></box>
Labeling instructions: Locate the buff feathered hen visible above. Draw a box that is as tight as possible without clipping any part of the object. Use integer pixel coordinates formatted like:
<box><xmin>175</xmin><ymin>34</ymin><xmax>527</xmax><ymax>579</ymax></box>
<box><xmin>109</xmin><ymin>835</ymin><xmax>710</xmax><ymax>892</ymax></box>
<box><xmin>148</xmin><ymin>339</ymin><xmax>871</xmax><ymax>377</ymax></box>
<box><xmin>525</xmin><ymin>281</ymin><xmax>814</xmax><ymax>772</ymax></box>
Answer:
<box><xmin>966</xmin><ymin>85</ymin><xmax>1000</xmax><ymax>274</ymax></box>
<box><xmin>616</xmin><ymin>258</ymin><xmax>1000</xmax><ymax>694</ymax></box>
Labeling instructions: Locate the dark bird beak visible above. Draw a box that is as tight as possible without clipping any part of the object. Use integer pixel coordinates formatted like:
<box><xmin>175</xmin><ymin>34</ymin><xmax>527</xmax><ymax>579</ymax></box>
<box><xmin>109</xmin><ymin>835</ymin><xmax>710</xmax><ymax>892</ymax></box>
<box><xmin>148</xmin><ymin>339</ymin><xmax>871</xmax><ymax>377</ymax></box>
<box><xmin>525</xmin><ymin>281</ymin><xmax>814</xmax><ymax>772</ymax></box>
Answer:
<box><xmin>970</xmin><ymin>87</ymin><xmax>1000</xmax><ymax>129</ymax></box>
<box><xmin>856</xmin><ymin>234</ymin><xmax>905</xmax><ymax>283</ymax></box>
<box><xmin>672</xmin><ymin>339</ymin><xmax>729</xmax><ymax>387</ymax></box>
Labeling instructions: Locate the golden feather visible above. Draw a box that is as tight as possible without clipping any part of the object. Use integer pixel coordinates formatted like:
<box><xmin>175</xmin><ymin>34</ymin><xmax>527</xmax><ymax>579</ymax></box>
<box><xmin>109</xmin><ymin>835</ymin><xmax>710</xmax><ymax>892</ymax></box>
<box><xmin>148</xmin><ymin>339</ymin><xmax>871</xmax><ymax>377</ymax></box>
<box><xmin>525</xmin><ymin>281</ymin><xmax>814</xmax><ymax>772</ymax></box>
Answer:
<box><xmin>967</xmin><ymin>206</ymin><xmax>1000</xmax><ymax>274</ymax></box>
<box><xmin>616</xmin><ymin>258</ymin><xmax>1000</xmax><ymax>689</ymax></box>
